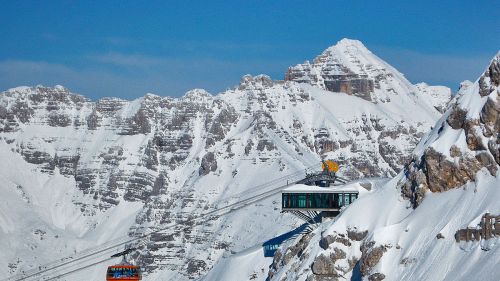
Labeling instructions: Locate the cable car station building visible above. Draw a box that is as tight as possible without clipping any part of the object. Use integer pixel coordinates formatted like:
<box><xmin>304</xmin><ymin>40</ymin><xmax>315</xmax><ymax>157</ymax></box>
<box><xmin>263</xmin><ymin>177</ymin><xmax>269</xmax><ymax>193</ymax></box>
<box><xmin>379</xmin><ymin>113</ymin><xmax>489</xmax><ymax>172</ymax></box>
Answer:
<box><xmin>281</xmin><ymin>160</ymin><xmax>359</xmax><ymax>223</ymax></box>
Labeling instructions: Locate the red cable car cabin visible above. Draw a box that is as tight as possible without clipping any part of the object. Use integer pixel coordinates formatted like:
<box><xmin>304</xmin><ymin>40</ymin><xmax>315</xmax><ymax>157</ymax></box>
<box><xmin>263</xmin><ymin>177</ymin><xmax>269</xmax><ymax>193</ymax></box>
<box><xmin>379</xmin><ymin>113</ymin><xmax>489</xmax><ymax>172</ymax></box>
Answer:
<box><xmin>106</xmin><ymin>265</ymin><xmax>141</xmax><ymax>281</ymax></box>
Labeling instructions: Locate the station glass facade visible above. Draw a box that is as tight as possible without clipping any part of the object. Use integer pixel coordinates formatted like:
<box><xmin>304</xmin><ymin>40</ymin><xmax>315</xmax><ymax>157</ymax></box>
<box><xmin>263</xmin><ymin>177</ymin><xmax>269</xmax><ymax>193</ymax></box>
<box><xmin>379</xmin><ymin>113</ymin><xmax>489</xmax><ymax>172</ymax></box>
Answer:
<box><xmin>282</xmin><ymin>192</ymin><xmax>358</xmax><ymax>209</ymax></box>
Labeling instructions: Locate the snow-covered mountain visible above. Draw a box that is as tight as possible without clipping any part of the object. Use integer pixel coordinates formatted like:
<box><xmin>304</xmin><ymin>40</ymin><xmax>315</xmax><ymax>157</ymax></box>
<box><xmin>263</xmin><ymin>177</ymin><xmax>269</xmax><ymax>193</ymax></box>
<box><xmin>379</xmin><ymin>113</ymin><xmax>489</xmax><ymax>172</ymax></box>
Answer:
<box><xmin>0</xmin><ymin>39</ymin><xmax>451</xmax><ymax>280</ymax></box>
<box><xmin>285</xmin><ymin>39</ymin><xmax>451</xmax><ymax>109</ymax></box>
<box><xmin>267</xmin><ymin>53</ymin><xmax>500</xmax><ymax>281</ymax></box>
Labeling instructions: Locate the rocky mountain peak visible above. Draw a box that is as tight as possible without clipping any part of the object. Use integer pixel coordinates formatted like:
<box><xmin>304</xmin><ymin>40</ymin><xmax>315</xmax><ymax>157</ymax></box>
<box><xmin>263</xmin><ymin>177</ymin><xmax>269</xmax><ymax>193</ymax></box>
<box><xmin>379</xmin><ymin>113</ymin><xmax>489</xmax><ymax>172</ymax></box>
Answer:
<box><xmin>479</xmin><ymin>51</ymin><xmax>500</xmax><ymax>96</ymax></box>
<box><xmin>182</xmin><ymin>88</ymin><xmax>212</xmax><ymax>102</ymax></box>
<box><xmin>458</xmin><ymin>80</ymin><xmax>474</xmax><ymax>93</ymax></box>
<box><xmin>285</xmin><ymin>38</ymin><xmax>447</xmax><ymax>108</ymax></box>
<box><xmin>335</xmin><ymin>38</ymin><xmax>369</xmax><ymax>48</ymax></box>
<box><xmin>238</xmin><ymin>74</ymin><xmax>274</xmax><ymax>90</ymax></box>
<box><xmin>415</xmin><ymin>83</ymin><xmax>452</xmax><ymax>113</ymax></box>
<box><xmin>402</xmin><ymin>52</ymin><xmax>500</xmax><ymax>207</ymax></box>
<box><xmin>316</xmin><ymin>38</ymin><xmax>371</xmax><ymax>64</ymax></box>
<box><xmin>3</xmin><ymin>84</ymin><xmax>86</xmax><ymax>101</ymax></box>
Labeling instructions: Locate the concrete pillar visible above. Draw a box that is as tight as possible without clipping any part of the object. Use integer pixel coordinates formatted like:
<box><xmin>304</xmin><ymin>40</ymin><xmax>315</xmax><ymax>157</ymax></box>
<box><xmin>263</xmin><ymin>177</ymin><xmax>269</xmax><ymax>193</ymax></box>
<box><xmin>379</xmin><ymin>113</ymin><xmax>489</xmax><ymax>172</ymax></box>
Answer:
<box><xmin>495</xmin><ymin>219</ymin><xmax>500</xmax><ymax>236</ymax></box>
<box><xmin>484</xmin><ymin>214</ymin><xmax>492</xmax><ymax>239</ymax></box>
<box><xmin>473</xmin><ymin>229</ymin><xmax>480</xmax><ymax>241</ymax></box>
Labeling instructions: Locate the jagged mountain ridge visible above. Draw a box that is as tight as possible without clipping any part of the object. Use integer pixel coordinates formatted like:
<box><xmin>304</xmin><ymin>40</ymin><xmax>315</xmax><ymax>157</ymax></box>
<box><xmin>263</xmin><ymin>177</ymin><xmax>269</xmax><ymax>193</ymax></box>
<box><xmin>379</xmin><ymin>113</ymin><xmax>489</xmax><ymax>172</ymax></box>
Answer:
<box><xmin>267</xmin><ymin>53</ymin><xmax>500</xmax><ymax>281</ymax></box>
<box><xmin>285</xmin><ymin>39</ymin><xmax>451</xmax><ymax>110</ymax></box>
<box><xmin>0</xmin><ymin>39</ymin><xmax>450</xmax><ymax>280</ymax></box>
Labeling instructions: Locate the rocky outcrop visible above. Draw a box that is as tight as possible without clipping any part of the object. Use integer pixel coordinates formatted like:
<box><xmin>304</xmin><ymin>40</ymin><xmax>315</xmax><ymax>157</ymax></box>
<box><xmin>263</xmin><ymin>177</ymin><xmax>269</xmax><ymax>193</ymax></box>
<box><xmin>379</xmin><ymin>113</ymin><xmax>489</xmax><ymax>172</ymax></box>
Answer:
<box><xmin>238</xmin><ymin>74</ymin><xmax>274</xmax><ymax>90</ymax></box>
<box><xmin>368</xmin><ymin>273</ymin><xmax>386</xmax><ymax>281</ymax></box>
<box><xmin>268</xmin><ymin>228</ymin><xmax>372</xmax><ymax>281</ymax></box>
<box><xmin>311</xmin><ymin>248</ymin><xmax>346</xmax><ymax>276</ymax></box>
<box><xmin>267</xmin><ymin>234</ymin><xmax>313</xmax><ymax>281</ymax></box>
<box><xmin>205</xmin><ymin>107</ymin><xmax>238</xmax><ymax>148</ymax></box>
<box><xmin>285</xmin><ymin>46</ymin><xmax>375</xmax><ymax>102</ymax></box>
<box><xmin>446</xmin><ymin>105</ymin><xmax>467</xmax><ymax>129</ymax></box>
<box><xmin>360</xmin><ymin>242</ymin><xmax>389</xmax><ymax>277</ymax></box>
<box><xmin>319</xmin><ymin>234</ymin><xmax>336</xmax><ymax>250</ymax></box>
<box><xmin>199</xmin><ymin>152</ymin><xmax>217</xmax><ymax>176</ymax></box>
<box><xmin>402</xmin><ymin>143</ymin><xmax>498</xmax><ymax>207</ymax></box>
<box><xmin>479</xmin><ymin>54</ymin><xmax>500</xmax><ymax>97</ymax></box>
<box><xmin>347</xmin><ymin>229</ymin><xmax>368</xmax><ymax>241</ymax></box>
<box><xmin>402</xmin><ymin>54</ymin><xmax>500</xmax><ymax>207</ymax></box>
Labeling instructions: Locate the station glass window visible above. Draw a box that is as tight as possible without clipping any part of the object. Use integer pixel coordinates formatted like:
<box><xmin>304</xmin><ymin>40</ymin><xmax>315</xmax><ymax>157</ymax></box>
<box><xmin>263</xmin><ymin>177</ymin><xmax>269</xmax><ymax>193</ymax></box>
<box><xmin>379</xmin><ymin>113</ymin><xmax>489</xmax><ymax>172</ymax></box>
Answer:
<box><xmin>283</xmin><ymin>194</ymin><xmax>288</xmax><ymax>208</ymax></box>
<box><xmin>351</xmin><ymin>193</ymin><xmax>358</xmax><ymax>203</ymax></box>
<box><xmin>298</xmin><ymin>194</ymin><xmax>306</xmax><ymax>208</ymax></box>
<box><xmin>306</xmin><ymin>193</ymin><xmax>312</xmax><ymax>208</ymax></box>
<box><xmin>312</xmin><ymin>193</ymin><xmax>321</xmax><ymax>208</ymax></box>
<box><xmin>322</xmin><ymin>193</ymin><xmax>329</xmax><ymax>208</ymax></box>
<box><xmin>282</xmin><ymin>192</ymin><xmax>356</xmax><ymax>209</ymax></box>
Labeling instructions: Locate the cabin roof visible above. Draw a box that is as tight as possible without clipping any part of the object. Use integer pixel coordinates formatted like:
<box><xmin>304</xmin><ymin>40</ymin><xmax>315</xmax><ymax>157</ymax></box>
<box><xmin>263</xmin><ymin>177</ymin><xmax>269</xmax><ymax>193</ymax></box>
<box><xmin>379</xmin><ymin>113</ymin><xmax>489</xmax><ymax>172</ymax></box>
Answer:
<box><xmin>107</xmin><ymin>265</ymin><xmax>139</xmax><ymax>269</ymax></box>
<box><xmin>282</xmin><ymin>183</ymin><xmax>360</xmax><ymax>193</ymax></box>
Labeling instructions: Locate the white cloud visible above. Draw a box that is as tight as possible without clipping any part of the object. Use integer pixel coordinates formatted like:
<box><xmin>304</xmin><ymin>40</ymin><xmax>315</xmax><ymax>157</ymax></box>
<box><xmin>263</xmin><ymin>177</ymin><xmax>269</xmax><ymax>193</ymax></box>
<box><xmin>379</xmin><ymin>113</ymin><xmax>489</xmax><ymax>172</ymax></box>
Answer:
<box><xmin>88</xmin><ymin>53</ymin><xmax>174</xmax><ymax>68</ymax></box>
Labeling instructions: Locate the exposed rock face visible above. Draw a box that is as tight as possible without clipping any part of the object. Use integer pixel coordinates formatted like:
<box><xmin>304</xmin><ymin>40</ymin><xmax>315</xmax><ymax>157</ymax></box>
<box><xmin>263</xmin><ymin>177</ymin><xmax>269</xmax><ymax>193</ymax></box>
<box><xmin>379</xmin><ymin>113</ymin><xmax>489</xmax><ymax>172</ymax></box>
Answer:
<box><xmin>239</xmin><ymin>74</ymin><xmax>274</xmax><ymax>90</ymax></box>
<box><xmin>268</xmin><ymin>233</ymin><xmax>313</xmax><ymax>281</ymax></box>
<box><xmin>401</xmin><ymin>53</ymin><xmax>500</xmax><ymax>207</ymax></box>
<box><xmin>311</xmin><ymin>248</ymin><xmax>346</xmax><ymax>276</ymax></box>
<box><xmin>199</xmin><ymin>152</ymin><xmax>217</xmax><ymax>176</ymax></box>
<box><xmin>446</xmin><ymin>105</ymin><xmax>467</xmax><ymax>129</ymax></box>
<box><xmin>284</xmin><ymin>39</ymin><xmax>449</xmax><ymax>107</ymax></box>
<box><xmin>347</xmin><ymin>229</ymin><xmax>368</xmax><ymax>241</ymax></box>
<box><xmin>368</xmin><ymin>273</ymin><xmax>386</xmax><ymax>281</ymax></box>
<box><xmin>286</xmin><ymin>57</ymin><xmax>375</xmax><ymax>101</ymax></box>
<box><xmin>285</xmin><ymin>40</ymin><xmax>376</xmax><ymax>101</ymax></box>
<box><xmin>267</xmin><ymin>223</ymin><xmax>393</xmax><ymax>281</ymax></box>
<box><xmin>268</xmin><ymin>229</ymin><xmax>370</xmax><ymax>281</ymax></box>
<box><xmin>360</xmin><ymin>242</ymin><xmax>389</xmax><ymax>277</ymax></box>
<box><xmin>319</xmin><ymin>234</ymin><xmax>336</xmax><ymax>250</ymax></box>
<box><xmin>479</xmin><ymin>54</ymin><xmax>500</xmax><ymax>97</ymax></box>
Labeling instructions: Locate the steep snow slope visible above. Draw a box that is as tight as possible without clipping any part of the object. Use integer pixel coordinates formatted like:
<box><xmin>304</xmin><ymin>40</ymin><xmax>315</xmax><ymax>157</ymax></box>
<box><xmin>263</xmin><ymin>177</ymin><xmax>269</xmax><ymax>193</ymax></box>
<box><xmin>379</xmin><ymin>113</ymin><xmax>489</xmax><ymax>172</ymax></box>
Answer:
<box><xmin>415</xmin><ymin>83</ymin><xmax>452</xmax><ymax>113</ymax></box>
<box><xmin>0</xmin><ymin>39</ymin><xmax>451</xmax><ymax>280</ymax></box>
<box><xmin>268</xmin><ymin>53</ymin><xmax>500</xmax><ymax>281</ymax></box>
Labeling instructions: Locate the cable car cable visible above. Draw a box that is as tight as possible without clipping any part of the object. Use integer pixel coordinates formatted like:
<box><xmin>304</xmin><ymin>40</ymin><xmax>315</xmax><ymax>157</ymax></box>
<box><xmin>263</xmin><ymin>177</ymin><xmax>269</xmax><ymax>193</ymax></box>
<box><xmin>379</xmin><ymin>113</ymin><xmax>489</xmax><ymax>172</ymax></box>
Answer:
<box><xmin>5</xmin><ymin>162</ymin><xmax>334</xmax><ymax>281</ymax></box>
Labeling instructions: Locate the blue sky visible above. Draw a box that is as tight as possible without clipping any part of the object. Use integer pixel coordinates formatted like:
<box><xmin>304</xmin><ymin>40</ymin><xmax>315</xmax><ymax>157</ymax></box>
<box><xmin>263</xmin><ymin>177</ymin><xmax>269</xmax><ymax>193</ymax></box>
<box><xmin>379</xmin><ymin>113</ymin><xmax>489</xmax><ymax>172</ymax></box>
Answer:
<box><xmin>0</xmin><ymin>0</ymin><xmax>498</xmax><ymax>100</ymax></box>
